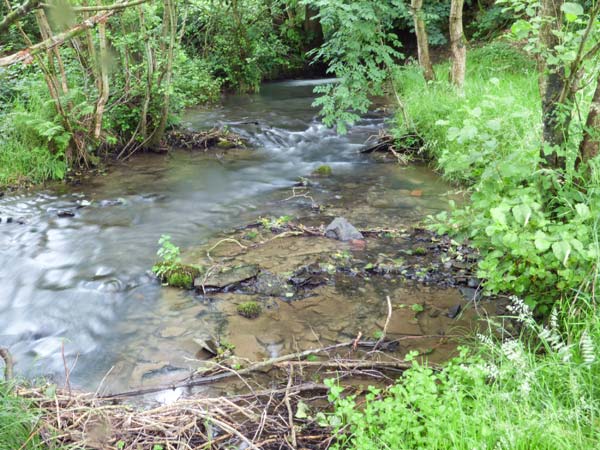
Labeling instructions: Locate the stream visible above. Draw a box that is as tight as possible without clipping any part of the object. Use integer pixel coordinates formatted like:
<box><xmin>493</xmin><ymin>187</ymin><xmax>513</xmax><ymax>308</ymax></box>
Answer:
<box><xmin>0</xmin><ymin>80</ymin><xmax>467</xmax><ymax>398</ymax></box>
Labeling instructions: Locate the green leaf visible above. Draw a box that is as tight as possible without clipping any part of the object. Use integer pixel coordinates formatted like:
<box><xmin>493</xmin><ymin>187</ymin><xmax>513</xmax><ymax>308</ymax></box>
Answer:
<box><xmin>534</xmin><ymin>231</ymin><xmax>552</xmax><ymax>252</ymax></box>
<box><xmin>512</xmin><ymin>204</ymin><xmax>532</xmax><ymax>226</ymax></box>
<box><xmin>575</xmin><ymin>203</ymin><xmax>591</xmax><ymax>220</ymax></box>
<box><xmin>511</xmin><ymin>19</ymin><xmax>533</xmax><ymax>38</ymax></box>
<box><xmin>490</xmin><ymin>207</ymin><xmax>507</xmax><ymax>226</ymax></box>
<box><xmin>552</xmin><ymin>241</ymin><xmax>571</xmax><ymax>266</ymax></box>
<box><xmin>295</xmin><ymin>400</ymin><xmax>310</xmax><ymax>419</ymax></box>
<box><xmin>561</xmin><ymin>2</ymin><xmax>583</xmax><ymax>21</ymax></box>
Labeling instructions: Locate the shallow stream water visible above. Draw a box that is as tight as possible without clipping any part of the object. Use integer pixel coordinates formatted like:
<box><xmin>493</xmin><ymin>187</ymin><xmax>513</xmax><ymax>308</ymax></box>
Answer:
<box><xmin>0</xmin><ymin>80</ymin><xmax>459</xmax><ymax>396</ymax></box>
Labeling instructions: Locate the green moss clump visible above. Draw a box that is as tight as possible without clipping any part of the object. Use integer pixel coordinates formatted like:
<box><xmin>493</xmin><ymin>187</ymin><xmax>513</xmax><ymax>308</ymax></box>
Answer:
<box><xmin>312</xmin><ymin>165</ymin><xmax>332</xmax><ymax>176</ymax></box>
<box><xmin>167</xmin><ymin>271</ymin><xmax>193</xmax><ymax>289</ymax></box>
<box><xmin>237</xmin><ymin>301</ymin><xmax>262</xmax><ymax>319</ymax></box>
<box><xmin>154</xmin><ymin>262</ymin><xmax>202</xmax><ymax>289</ymax></box>
<box><xmin>413</xmin><ymin>247</ymin><xmax>428</xmax><ymax>256</ymax></box>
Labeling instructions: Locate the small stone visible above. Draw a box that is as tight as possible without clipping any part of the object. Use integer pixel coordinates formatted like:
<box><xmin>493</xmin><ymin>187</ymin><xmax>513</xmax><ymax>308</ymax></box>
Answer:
<box><xmin>6</xmin><ymin>217</ymin><xmax>13</xmax><ymax>223</ymax></box>
<box><xmin>467</xmin><ymin>277</ymin><xmax>480</xmax><ymax>288</ymax></box>
<box><xmin>447</xmin><ymin>304</ymin><xmax>462</xmax><ymax>319</ymax></box>
<box><xmin>57</xmin><ymin>210</ymin><xmax>75</xmax><ymax>218</ymax></box>
<box><xmin>325</xmin><ymin>217</ymin><xmax>363</xmax><ymax>241</ymax></box>
<box><xmin>410</xmin><ymin>189</ymin><xmax>423</xmax><ymax>197</ymax></box>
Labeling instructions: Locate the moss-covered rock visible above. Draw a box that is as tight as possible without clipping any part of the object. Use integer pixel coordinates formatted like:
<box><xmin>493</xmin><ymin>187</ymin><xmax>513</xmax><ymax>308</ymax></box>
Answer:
<box><xmin>154</xmin><ymin>263</ymin><xmax>203</xmax><ymax>289</ymax></box>
<box><xmin>167</xmin><ymin>271</ymin><xmax>194</xmax><ymax>289</ymax></box>
<box><xmin>237</xmin><ymin>301</ymin><xmax>262</xmax><ymax>319</ymax></box>
<box><xmin>312</xmin><ymin>165</ymin><xmax>332</xmax><ymax>176</ymax></box>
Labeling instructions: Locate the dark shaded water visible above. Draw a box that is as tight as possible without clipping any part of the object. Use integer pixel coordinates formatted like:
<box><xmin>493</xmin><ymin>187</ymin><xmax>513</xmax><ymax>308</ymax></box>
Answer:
<box><xmin>0</xmin><ymin>80</ymin><xmax>454</xmax><ymax>393</ymax></box>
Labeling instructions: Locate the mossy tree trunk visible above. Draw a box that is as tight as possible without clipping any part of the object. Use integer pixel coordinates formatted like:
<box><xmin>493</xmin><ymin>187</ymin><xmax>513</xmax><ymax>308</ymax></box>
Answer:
<box><xmin>449</xmin><ymin>0</ymin><xmax>465</xmax><ymax>90</ymax></box>
<box><xmin>578</xmin><ymin>75</ymin><xmax>600</xmax><ymax>166</ymax></box>
<box><xmin>539</xmin><ymin>0</ymin><xmax>567</xmax><ymax>169</ymax></box>
<box><xmin>410</xmin><ymin>0</ymin><xmax>435</xmax><ymax>82</ymax></box>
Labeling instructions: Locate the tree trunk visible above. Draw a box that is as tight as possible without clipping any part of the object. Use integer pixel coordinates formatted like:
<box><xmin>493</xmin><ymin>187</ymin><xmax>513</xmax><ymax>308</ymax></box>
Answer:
<box><xmin>578</xmin><ymin>76</ymin><xmax>600</xmax><ymax>165</ymax></box>
<box><xmin>539</xmin><ymin>0</ymin><xmax>567</xmax><ymax>169</ymax></box>
<box><xmin>449</xmin><ymin>0</ymin><xmax>465</xmax><ymax>90</ymax></box>
<box><xmin>147</xmin><ymin>0</ymin><xmax>176</xmax><ymax>149</ymax></box>
<box><xmin>303</xmin><ymin>4</ymin><xmax>323</xmax><ymax>51</ymax></box>
<box><xmin>410</xmin><ymin>0</ymin><xmax>435</xmax><ymax>82</ymax></box>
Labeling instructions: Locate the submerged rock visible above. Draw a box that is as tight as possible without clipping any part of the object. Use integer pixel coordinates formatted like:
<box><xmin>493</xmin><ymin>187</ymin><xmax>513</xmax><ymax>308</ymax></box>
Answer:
<box><xmin>325</xmin><ymin>217</ymin><xmax>364</xmax><ymax>241</ymax></box>
<box><xmin>195</xmin><ymin>264</ymin><xmax>259</xmax><ymax>290</ymax></box>
<box><xmin>251</xmin><ymin>271</ymin><xmax>293</xmax><ymax>297</ymax></box>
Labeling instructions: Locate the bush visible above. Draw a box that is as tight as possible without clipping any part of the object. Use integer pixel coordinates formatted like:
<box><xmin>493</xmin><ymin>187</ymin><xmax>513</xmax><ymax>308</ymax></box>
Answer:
<box><xmin>0</xmin><ymin>71</ymin><xmax>69</xmax><ymax>186</ymax></box>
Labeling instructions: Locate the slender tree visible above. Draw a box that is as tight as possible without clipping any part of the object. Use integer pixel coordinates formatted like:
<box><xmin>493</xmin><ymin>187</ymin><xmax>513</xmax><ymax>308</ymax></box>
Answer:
<box><xmin>449</xmin><ymin>0</ymin><xmax>466</xmax><ymax>90</ymax></box>
<box><xmin>410</xmin><ymin>0</ymin><xmax>435</xmax><ymax>82</ymax></box>
<box><xmin>578</xmin><ymin>76</ymin><xmax>600</xmax><ymax>165</ymax></box>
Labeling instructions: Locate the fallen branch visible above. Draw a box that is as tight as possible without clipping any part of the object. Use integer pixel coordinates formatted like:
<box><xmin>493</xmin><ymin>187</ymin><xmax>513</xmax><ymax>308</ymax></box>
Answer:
<box><xmin>0</xmin><ymin>0</ymin><xmax>41</xmax><ymax>34</ymax></box>
<box><xmin>103</xmin><ymin>340</ymin><xmax>398</xmax><ymax>399</ymax></box>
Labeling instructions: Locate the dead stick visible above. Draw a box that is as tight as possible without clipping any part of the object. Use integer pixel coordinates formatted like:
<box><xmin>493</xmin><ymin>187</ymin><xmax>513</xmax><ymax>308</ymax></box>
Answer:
<box><xmin>0</xmin><ymin>347</ymin><xmax>13</xmax><ymax>381</ymax></box>
<box><xmin>275</xmin><ymin>360</ymin><xmax>441</xmax><ymax>371</ymax></box>
<box><xmin>285</xmin><ymin>366</ymin><xmax>297</xmax><ymax>448</ymax></box>
<box><xmin>372</xmin><ymin>296</ymin><xmax>392</xmax><ymax>353</ymax></box>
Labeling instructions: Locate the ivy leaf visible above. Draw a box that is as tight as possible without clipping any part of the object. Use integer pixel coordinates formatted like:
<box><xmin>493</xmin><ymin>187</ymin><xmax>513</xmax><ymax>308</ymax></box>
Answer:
<box><xmin>552</xmin><ymin>241</ymin><xmax>571</xmax><ymax>266</ymax></box>
<box><xmin>512</xmin><ymin>204</ymin><xmax>532</xmax><ymax>226</ymax></box>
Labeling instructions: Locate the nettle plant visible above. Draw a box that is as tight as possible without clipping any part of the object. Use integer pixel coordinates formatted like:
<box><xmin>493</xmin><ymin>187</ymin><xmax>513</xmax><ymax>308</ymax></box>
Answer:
<box><xmin>152</xmin><ymin>234</ymin><xmax>182</xmax><ymax>279</ymax></box>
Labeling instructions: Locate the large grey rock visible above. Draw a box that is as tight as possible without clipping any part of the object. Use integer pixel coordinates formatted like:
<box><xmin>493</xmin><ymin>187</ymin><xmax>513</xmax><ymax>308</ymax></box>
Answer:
<box><xmin>195</xmin><ymin>264</ymin><xmax>259</xmax><ymax>290</ymax></box>
<box><xmin>325</xmin><ymin>217</ymin><xmax>364</xmax><ymax>241</ymax></box>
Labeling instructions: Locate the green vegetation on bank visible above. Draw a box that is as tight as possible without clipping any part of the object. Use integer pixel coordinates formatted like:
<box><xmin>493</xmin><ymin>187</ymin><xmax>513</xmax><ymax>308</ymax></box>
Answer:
<box><xmin>393</xmin><ymin>41</ymin><xmax>600</xmax><ymax>313</ymax></box>
<box><xmin>0</xmin><ymin>1</ymin><xmax>316</xmax><ymax>188</ymax></box>
<box><xmin>0</xmin><ymin>383</ymin><xmax>42</xmax><ymax>449</ymax></box>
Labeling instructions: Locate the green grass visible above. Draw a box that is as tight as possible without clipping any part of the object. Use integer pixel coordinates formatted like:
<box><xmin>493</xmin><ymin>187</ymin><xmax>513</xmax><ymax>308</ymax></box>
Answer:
<box><xmin>394</xmin><ymin>42</ymin><xmax>541</xmax><ymax>183</ymax></box>
<box><xmin>0</xmin><ymin>382</ymin><xmax>42</xmax><ymax>449</ymax></box>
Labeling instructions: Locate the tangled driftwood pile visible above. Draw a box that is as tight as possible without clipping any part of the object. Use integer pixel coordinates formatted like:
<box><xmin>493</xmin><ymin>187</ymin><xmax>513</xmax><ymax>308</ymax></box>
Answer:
<box><xmin>13</xmin><ymin>338</ymin><xmax>425</xmax><ymax>450</ymax></box>
<box><xmin>166</xmin><ymin>128</ymin><xmax>247</xmax><ymax>151</ymax></box>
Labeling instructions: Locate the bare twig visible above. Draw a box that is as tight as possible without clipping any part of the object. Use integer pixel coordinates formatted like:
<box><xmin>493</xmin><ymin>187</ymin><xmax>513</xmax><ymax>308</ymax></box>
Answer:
<box><xmin>372</xmin><ymin>296</ymin><xmax>393</xmax><ymax>353</ymax></box>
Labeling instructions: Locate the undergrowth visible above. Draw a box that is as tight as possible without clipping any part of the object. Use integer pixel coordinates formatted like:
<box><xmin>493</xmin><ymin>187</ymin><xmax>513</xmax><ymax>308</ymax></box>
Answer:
<box><xmin>394</xmin><ymin>42</ymin><xmax>600</xmax><ymax>312</ymax></box>
<box><xmin>325</xmin><ymin>295</ymin><xmax>600</xmax><ymax>449</ymax></box>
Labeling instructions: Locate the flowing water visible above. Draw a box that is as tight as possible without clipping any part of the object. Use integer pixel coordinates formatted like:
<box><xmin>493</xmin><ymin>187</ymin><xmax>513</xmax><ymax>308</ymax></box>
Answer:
<box><xmin>0</xmin><ymin>80</ymin><xmax>460</xmax><ymax>396</ymax></box>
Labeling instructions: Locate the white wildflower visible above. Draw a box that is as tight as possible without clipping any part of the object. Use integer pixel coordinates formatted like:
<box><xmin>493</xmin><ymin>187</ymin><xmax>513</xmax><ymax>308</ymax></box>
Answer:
<box><xmin>580</xmin><ymin>331</ymin><xmax>595</xmax><ymax>365</ymax></box>
<box><xmin>520</xmin><ymin>378</ymin><xmax>531</xmax><ymax>397</ymax></box>
<box><xmin>506</xmin><ymin>296</ymin><xmax>534</xmax><ymax>326</ymax></box>
<box><xmin>549</xmin><ymin>308</ymin><xmax>559</xmax><ymax>330</ymax></box>
<box><xmin>477</xmin><ymin>333</ymin><xmax>494</xmax><ymax>347</ymax></box>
